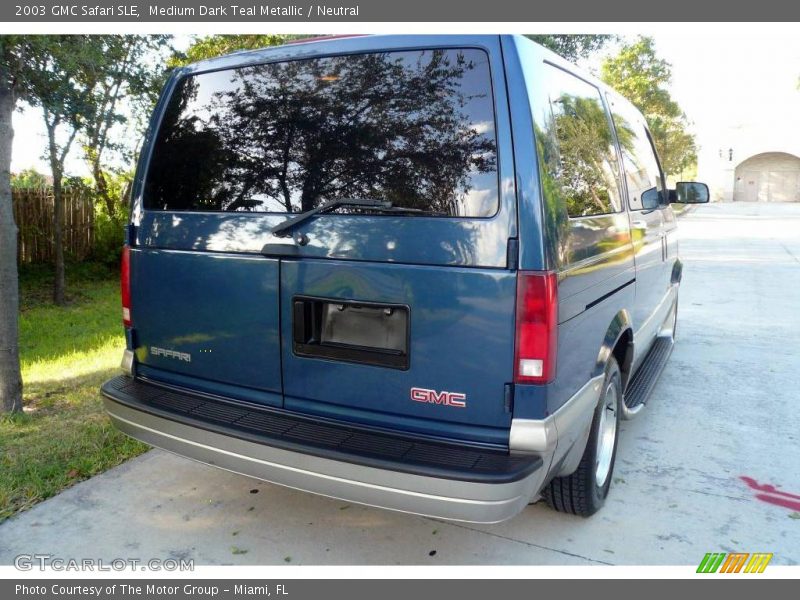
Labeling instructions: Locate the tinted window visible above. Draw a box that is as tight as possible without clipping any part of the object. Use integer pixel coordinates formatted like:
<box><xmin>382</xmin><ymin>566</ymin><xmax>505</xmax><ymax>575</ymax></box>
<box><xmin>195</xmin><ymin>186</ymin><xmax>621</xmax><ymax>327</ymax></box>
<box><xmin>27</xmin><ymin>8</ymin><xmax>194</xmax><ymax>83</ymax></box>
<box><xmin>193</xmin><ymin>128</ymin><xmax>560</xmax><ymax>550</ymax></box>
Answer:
<box><xmin>607</xmin><ymin>96</ymin><xmax>664</xmax><ymax>211</ymax></box>
<box><xmin>537</xmin><ymin>66</ymin><xmax>622</xmax><ymax>218</ymax></box>
<box><xmin>144</xmin><ymin>49</ymin><xmax>498</xmax><ymax>217</ymax></box>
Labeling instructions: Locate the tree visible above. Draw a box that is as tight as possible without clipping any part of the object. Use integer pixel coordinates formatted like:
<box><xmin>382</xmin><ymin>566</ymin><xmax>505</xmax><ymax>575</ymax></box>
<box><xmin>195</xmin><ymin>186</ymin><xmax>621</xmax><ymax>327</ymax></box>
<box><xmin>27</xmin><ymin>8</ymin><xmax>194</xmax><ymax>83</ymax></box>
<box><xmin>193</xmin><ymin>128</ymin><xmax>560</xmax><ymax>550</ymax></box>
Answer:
<box><xmin>81</xmin><ymin>35</ymin><xmax>171</xmax><ymax>222</ymax></box>
<box><xmin>0</xmin><ymin>37</ymin><xmax>28</xmax><ymax>413</ymax></box>
<box><xmin>601</xmin><ymin>37</ymin><xmax>697</xmax><ymax>176</ymax></box>
<box><xmin>527</xmin><ymin>35</ymin><xmax>614</xmax><ymax>62</ymax></box>
<box><xmin>0</xmin><ymin>36</ymin><xmax>170</xmax><ymax>412</ymax></box>
<box><xmin>22</xmin><ymin>36</ymin><xmax>130</xmax><ymax>305</ymax></box>
<box><xmin>11</xmin><ymin>167</ymin><xmax>48</xmax><ymax>188</ymax></box>
<box><xmin>23</xmin><ymin>37</ymin><xmax>92</xmax><ymax>304</ymax></box>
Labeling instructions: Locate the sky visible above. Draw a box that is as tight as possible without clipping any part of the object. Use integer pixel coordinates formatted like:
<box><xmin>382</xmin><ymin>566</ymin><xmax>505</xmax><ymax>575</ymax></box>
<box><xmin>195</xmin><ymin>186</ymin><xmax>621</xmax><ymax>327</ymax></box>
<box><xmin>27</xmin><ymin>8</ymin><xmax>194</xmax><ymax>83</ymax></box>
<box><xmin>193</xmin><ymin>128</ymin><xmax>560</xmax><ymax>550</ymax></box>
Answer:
<box><xmin>10</xmin><ymin>33</ymin><xmax>800</xmax><ymax>177</ymax></box>
<box><xmin>650</xmin><ymin>32</ymin><xmax>800</xmax><ymax>154</ymax></box>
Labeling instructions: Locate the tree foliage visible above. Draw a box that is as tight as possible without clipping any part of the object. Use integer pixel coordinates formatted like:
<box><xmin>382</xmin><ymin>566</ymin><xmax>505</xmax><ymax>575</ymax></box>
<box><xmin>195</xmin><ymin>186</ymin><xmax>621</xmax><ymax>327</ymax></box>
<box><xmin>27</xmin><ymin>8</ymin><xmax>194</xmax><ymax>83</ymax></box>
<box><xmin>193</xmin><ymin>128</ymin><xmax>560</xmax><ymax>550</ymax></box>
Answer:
<box><xmin>601</xmin><ymin>37</ymin><xmax>696</xmax><ymax>176</ymax></box>
<box><xmin>527</xmin><ymin>35</ymin><xmax>614</xmax><ymax>62</ymax></box>
<box><xmin>81</xmin><ymin>35</ymin><xmax>171</xmax><ymax>222</ymax></box>
<box><xmin>23</xmin><ymin>36</ymin><xmax>112</xmax><ymax>304</ymax></box>
<box><xmin>0</xmin><ymin>35</ymin><xmax>170</xmax><ymax>410</ymax></box>
<box><xmin>11</xmin><ymin>168</ymin><xmax>48</xmax><ymax>188</ymax></box>
<box><xmin>18</xmin><ymin>36</ymin><xmax>171</xmax><ymax>304</ymax></box>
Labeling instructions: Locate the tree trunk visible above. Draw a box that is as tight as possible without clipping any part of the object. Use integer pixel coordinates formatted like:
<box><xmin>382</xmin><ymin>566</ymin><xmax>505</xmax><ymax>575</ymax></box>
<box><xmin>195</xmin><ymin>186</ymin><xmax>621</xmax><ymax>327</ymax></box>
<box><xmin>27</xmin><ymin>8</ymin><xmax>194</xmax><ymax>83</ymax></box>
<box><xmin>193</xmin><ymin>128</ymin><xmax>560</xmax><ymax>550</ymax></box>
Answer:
<box><xmin>87</xmin><ymin>147</ymin><xmax>116</xmax><ymax>220</ymax></box>
<box><xmin>52</xmin><ymin>173</ymin><xmax>65</xmax><ymax>305</ymax></box>
<box><xmin>0</xmin><ymin>68</ymin><xmax>23</xmax><ymax>413</ymax></box>
<box><xmin>47</xmin><ymin>123</ymin><xmax>66</xmax><ymax>305</ymax></box>
<box><xmin>93</xmin><ymin>160</ymin><xmax>115</xmax><ymax>219</ymax></box>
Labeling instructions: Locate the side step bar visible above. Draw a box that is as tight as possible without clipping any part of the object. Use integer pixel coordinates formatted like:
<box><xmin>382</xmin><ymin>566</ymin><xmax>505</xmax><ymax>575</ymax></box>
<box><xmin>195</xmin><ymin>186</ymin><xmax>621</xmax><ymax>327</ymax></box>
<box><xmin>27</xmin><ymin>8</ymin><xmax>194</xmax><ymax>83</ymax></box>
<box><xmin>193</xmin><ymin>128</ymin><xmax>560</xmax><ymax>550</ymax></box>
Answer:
<box><xmin>621</xmin><ymin>335</ymin><xmax>673</xmax><ymax>420</ymax></box>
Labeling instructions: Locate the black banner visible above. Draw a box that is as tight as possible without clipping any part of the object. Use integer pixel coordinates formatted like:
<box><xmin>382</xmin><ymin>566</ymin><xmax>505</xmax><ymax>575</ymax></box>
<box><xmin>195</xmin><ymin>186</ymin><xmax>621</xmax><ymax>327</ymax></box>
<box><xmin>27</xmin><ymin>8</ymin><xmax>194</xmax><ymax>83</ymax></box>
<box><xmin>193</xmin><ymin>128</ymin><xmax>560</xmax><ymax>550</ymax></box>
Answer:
<box><xmin>3</xmin><ymin>579</ymin><xmax>795</xmax><ymax>600</ymax></box>
<box><xmin>3</xmin><ymin>0</ymin><xmax>800</xmax><ymax>22</ymax></box>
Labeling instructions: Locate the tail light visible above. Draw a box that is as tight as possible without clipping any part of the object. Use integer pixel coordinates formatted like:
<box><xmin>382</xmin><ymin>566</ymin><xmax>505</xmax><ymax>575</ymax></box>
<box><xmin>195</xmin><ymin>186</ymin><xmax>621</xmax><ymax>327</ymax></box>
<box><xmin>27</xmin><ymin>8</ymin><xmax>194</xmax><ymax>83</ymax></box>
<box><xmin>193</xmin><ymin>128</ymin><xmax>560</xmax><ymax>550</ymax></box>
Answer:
<box><xmin>121</xmin><ymin>244</ymin><xmax>132</xmax><ymax>327</ymax></box>
<box><xmin>514</xmin><ymin>271</ymin><xmax>558</xmax><ymax>384</ymax></box>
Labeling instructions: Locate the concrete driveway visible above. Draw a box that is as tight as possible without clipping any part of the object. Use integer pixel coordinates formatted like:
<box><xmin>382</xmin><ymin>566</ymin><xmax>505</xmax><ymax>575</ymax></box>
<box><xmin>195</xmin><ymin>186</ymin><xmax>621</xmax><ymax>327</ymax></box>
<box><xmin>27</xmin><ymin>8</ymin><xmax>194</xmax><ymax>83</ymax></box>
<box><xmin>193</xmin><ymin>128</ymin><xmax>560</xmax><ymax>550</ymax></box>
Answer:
<box><xmin>1</xmin><ymin>202</ymin><xmax>798</xmax><ymax>566</ymax></box>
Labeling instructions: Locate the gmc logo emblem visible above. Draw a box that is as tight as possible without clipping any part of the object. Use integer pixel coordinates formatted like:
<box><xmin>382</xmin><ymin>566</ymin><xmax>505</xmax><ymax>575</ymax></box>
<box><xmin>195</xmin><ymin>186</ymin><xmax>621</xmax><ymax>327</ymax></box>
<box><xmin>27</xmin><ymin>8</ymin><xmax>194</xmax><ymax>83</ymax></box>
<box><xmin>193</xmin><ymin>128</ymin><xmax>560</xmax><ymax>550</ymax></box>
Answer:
<box><xmin>410</xmin><ymin>387</ymin><xmax>466</xmax><ymax>408</ymax></box>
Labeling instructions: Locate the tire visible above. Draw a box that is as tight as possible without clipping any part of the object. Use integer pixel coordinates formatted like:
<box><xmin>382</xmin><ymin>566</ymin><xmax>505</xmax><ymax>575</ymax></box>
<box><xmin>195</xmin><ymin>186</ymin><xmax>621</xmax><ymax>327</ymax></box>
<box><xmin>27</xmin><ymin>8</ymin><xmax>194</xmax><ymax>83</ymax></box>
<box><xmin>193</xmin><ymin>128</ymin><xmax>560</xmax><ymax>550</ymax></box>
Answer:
<box><xmin>543</xmin><ymin>358</ymin><xmax>622</xmax><ymax>517</ymax></box>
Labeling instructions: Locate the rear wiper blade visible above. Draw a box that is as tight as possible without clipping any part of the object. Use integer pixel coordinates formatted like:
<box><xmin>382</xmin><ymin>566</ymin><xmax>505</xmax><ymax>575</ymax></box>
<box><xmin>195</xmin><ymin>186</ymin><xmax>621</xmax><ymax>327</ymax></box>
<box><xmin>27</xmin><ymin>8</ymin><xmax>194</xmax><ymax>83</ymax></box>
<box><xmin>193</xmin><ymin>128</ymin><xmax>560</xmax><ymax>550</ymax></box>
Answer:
<box><xmin>366</xmin><ymin>206</ymin><xmax>449</xmax><ymax>216</ymax></box>
<box><xmin>270</xmin><ymin>198</ymin><xmax>392</xmax><ymax>237</ymax></box>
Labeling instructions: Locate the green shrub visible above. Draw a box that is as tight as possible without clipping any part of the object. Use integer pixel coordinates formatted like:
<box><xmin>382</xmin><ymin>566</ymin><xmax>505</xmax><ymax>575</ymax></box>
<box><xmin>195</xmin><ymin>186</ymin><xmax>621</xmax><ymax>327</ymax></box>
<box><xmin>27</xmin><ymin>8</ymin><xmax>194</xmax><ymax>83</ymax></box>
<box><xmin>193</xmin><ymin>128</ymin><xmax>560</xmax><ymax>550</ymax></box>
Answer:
<box><xmin>91</xmin><ymin>208</ymin><xmax>125</xmax><ymax>267</ymax></box>
<box><xmin>89</xmin><ymin>170</ymin><xmax>133</xmax><ymax>267</ymax></box>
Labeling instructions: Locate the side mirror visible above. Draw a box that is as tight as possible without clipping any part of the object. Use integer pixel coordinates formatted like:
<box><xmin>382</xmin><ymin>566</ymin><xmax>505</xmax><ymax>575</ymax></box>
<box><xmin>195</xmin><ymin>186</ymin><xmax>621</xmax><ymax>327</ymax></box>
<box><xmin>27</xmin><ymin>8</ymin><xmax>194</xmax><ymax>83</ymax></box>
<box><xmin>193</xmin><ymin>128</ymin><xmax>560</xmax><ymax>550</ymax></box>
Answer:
<box><xmin>641</xmin><ymin>187</ymin><xmax>661</xmax><ymax>210</ymax></box>
<box><xmin>671</xmin><ymin>182</ymin><xmax>710</xmax><ymax>204</ymax></box>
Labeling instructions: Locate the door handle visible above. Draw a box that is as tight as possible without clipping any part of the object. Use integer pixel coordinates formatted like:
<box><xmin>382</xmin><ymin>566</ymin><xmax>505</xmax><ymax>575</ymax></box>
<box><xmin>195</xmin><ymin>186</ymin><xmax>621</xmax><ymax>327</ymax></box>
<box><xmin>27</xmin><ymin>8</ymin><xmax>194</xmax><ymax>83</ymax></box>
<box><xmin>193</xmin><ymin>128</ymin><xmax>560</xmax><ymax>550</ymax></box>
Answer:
<box><xmin>631</xmin><ymin>220</ymin><xmax>647</xmax><ymax>229</ymax></box>
<box><xmin>261</xmin><ymin>243</ymin><xmax>301</xmax><ymax>257</ymax></box>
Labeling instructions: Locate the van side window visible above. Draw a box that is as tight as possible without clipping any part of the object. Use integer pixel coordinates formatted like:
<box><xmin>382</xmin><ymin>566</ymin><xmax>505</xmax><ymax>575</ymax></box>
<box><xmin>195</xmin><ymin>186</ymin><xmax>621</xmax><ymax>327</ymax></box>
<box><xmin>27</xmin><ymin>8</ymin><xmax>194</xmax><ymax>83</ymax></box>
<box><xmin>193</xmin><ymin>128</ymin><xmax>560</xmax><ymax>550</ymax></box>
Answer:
<box><xmin>537</xmin><ymin>65</ymin><xmax>622</xmax><ymax>218</ymax></box>
<box><xmin>143</xmin><ymin>49</ymin><xmax>499</xmax><ymax>217</ymax></box>
<box><xmin>607</xmin><ymin>97</ymin><xmax>665</xmax><ymax>211</ymax></box>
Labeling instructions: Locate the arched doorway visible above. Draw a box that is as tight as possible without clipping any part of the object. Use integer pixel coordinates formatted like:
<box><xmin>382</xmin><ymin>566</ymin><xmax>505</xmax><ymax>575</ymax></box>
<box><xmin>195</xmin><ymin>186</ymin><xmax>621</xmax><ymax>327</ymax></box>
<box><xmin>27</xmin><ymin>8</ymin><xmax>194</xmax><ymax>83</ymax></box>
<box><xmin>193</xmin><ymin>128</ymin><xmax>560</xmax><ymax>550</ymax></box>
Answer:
<box><xmin>734</xmin><ymin>152</ymin><xmax>800</xmax><ymax>202</ymax></box>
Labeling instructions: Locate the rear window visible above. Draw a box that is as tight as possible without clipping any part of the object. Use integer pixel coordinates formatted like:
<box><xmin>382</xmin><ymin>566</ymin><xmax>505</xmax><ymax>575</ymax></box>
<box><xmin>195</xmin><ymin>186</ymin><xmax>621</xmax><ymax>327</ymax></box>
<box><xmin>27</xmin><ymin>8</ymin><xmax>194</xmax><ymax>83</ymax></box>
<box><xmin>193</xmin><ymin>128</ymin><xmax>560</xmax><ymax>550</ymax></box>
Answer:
<box><xmin>144</xmin><ymin>48</ymin><xmax>499</xmax><ymax>217</ymax></box>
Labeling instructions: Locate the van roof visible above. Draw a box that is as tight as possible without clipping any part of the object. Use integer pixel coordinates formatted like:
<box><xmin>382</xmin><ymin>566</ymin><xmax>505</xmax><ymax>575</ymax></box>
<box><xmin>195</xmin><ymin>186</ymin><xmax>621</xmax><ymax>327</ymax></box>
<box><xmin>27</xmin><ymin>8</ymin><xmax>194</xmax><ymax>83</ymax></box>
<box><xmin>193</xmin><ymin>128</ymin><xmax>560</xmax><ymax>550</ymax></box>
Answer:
<box><xmin>178</xmin><ymin>34</ymin><xmax>522</xmax><ymax>74</ymax></box>
<box><xmin>510</xmin><ymin>36</ymin><xmax>634</xmax><ymax>109</ymax></box>
<box><xmin>180</xmin><ymin>33</ymin><xmax>386</xmax><ymax>73</ymax></box>
<box><xmin>180</xmin><ymin>35</ymin><xmax>629</xmax><ymax>108</ymax></box>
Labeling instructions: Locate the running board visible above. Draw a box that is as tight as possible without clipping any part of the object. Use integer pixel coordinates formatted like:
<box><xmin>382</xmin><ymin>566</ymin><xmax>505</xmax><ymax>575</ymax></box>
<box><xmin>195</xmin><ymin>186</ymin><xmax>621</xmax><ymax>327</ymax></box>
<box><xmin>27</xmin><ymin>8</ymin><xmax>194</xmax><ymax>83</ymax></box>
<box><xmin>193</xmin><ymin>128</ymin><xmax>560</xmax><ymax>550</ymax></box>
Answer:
<box><xmin>621</xmin><ymin>335</ymin><xmax>674</xmax><ymax>420</ymax></box>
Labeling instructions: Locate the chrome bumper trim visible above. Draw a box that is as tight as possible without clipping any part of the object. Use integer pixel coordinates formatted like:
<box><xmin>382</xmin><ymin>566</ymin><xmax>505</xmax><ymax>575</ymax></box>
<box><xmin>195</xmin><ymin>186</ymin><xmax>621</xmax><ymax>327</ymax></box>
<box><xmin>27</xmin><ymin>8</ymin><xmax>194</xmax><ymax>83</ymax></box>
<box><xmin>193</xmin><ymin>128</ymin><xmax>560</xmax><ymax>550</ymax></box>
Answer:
<box><xmin>120</xmin><ymin>349</ymin><xmax>135</xmax><ymax>377</ymax></box>
<box><xmin>509</xmin><ymin>375</ymin><xmax>603</xmax><ymax>454</ymax></box>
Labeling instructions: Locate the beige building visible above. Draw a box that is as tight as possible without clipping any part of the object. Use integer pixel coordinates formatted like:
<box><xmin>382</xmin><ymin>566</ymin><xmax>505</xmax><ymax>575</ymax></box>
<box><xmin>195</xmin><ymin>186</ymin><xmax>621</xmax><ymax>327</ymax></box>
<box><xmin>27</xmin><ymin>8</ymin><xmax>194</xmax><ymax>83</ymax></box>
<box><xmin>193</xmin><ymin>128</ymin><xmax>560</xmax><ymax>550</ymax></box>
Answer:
<box><xmin>698</xmin><ymin>122</ymin><xmax>800</xmax><ymax>203</ymax></box>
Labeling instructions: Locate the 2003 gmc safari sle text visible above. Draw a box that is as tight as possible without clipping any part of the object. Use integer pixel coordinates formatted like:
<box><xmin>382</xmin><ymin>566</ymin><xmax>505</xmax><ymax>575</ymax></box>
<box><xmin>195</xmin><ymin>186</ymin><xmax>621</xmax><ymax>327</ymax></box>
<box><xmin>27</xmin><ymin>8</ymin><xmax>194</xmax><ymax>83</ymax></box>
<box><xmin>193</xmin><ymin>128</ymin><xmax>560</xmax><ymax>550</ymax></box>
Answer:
<box><xmin>102</xmin><ymin>35</ymin><xmax>709</xmax><ymax>524</ymax></box>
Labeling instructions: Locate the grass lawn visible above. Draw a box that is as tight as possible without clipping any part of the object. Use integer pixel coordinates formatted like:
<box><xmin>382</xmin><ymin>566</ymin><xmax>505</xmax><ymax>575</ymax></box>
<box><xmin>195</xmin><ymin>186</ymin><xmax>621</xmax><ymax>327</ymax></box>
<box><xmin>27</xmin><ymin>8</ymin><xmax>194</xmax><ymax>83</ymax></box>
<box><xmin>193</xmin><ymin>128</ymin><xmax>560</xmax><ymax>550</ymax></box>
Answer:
<box><xmin>0</xmin><ymin>262</ymin><xmax>148</xmax><ymax>523</ymax></box>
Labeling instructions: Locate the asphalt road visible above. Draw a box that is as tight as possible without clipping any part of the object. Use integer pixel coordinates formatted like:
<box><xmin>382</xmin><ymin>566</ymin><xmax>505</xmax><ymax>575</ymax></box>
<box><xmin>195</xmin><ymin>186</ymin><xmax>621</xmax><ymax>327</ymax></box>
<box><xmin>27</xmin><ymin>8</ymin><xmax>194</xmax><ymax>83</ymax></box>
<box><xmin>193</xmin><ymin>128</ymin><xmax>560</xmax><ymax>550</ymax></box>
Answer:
<box><xmin>1</xmin><ymin>202</ymin><xmax>798</xmax><ymax>566</ymax></box>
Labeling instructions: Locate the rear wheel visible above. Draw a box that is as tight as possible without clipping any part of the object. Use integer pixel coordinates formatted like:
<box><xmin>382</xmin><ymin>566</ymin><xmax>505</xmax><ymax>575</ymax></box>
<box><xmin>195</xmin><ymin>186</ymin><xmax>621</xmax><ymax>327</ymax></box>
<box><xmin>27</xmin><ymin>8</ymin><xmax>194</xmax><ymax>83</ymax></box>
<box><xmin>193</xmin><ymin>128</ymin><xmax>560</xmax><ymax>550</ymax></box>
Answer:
<box><xmin>543</xmin><ymin>358</ymin><xmax>622</xmax><ymax>516</ymax></box>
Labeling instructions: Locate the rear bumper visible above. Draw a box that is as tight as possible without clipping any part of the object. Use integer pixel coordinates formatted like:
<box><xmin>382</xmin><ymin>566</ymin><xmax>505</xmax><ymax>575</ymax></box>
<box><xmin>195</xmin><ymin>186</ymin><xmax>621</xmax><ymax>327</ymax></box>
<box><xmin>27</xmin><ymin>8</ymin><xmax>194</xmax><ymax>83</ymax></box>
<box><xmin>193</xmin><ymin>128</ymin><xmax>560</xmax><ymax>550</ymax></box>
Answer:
<box><xmin>102</xmin><ymin>379</ymin><xmax>548</xmax><ymax>524</ymax></box>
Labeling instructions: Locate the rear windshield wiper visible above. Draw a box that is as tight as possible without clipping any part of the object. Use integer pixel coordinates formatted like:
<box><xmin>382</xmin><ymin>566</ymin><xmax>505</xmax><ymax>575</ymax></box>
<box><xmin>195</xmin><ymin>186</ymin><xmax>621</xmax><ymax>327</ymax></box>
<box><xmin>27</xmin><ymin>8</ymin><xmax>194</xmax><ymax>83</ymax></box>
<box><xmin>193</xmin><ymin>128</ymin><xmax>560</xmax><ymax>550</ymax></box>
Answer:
<box><xmin>271</xmin><ymin>198</ymin><xmax>392</xmax><ymax>237</ymax></box>
<box><xmin>371</xmin><ymin>206</ymin><xmax>449</xmax><ymax>216</ymax></box>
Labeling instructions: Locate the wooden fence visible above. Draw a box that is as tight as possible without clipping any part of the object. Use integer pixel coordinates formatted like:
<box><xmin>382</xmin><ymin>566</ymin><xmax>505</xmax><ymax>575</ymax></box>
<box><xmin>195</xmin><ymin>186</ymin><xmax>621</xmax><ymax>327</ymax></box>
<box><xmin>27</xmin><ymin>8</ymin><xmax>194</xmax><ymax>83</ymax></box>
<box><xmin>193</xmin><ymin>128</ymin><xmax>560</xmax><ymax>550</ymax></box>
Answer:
<box><xmin>12</xmin><ymin>187</ymin><xmax>94</xmax><ymax>264</ymax></box>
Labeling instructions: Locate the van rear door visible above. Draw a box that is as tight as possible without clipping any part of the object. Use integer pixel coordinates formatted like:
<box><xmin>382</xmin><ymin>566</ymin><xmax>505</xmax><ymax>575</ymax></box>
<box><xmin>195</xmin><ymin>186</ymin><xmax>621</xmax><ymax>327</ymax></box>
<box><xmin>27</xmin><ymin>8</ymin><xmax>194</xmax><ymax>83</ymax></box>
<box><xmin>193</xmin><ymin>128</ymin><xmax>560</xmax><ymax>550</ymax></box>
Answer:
<box><xmin>129</xmin><ymin>248</ymin><xmax>283</xmax><ymax>407</ymax></box>
<box><xmin>132</xmin><ymin>37</ymin><xmax>519</xmax><ymax>445</ymax></box>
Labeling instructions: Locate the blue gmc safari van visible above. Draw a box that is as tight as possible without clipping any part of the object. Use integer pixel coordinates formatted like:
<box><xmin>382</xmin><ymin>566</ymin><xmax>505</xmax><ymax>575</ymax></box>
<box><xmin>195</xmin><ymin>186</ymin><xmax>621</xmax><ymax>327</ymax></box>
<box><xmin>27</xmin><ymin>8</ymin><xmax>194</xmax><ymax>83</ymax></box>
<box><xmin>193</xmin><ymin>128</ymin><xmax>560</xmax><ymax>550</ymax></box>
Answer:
<box><xmin>102</xmin><ymin>34</ymin><xmax>708</xmax><ymax>523</ymax></box>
